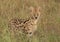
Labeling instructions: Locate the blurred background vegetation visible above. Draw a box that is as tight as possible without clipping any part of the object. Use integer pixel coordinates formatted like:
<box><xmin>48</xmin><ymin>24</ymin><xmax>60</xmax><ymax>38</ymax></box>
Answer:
<box><xmin>0</xmin><ymin>0</ymin><xmax>60</xmax><ymax>42</ymax></box>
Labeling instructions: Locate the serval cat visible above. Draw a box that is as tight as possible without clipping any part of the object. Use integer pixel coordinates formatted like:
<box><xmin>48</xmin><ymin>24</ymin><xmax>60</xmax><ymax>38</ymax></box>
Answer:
<box><xmin>8</xmin><ymin>6</ymin><xmax>41</xmax><ymax>37</ymax></box>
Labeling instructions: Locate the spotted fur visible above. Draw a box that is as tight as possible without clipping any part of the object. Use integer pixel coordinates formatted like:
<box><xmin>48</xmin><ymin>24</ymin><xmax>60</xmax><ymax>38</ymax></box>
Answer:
<box><xmin>8</xmin><ymin>6</ymin><xmax>41</xmax><ymax>37</ymax></box>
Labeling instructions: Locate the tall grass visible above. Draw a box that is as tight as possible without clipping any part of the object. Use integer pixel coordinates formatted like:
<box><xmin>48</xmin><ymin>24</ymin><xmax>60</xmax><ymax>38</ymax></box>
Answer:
<box><xmin>0</xmin><ymin>0</ymin><xmax>60</xmax><ymax>42</ymax></box>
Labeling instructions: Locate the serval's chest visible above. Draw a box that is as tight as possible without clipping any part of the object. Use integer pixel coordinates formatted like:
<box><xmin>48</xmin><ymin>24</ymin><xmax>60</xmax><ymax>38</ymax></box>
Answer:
<box><xmin>24</xmin><ymin>20</ymin><xmax>37</xmax><ymax>31</ymax></box>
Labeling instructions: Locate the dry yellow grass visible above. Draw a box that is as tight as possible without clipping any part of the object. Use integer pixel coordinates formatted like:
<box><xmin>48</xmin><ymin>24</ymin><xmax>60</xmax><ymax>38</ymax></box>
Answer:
<box><xmin>0</xmin><ymin>0</ymin><xmax>60</xmax><ymax>42</ymax></box>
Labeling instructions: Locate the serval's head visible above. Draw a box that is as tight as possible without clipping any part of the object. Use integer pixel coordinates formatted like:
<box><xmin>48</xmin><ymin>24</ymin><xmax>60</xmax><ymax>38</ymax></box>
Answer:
<box><xmin>29</xmin><ymin>6</ymin><xmax>41</xmax><ymax>23</ymax></box>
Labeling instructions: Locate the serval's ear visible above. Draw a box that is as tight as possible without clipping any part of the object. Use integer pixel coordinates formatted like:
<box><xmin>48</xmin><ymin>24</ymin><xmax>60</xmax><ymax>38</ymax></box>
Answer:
<box><xmin>37</xmin><ymin>7</ymin><xmax>41</xmax><ymax>15</ymax></box>
<box><xmin>37</xmin><ymin>7</ymin><xmax>41</xmax><ymax>12</ymax></box>
<box><xmin>29</xmin><ymin>6</ymin><xmax>34</xmax><ymax>14</ymax></box>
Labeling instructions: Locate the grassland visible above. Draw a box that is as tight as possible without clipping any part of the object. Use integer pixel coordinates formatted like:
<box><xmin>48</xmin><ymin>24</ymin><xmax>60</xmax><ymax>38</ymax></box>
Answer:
<box><xmin>0</xmin><ymin>0</ymin><xmax>60</xmax><ymax>42</ymax></box>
